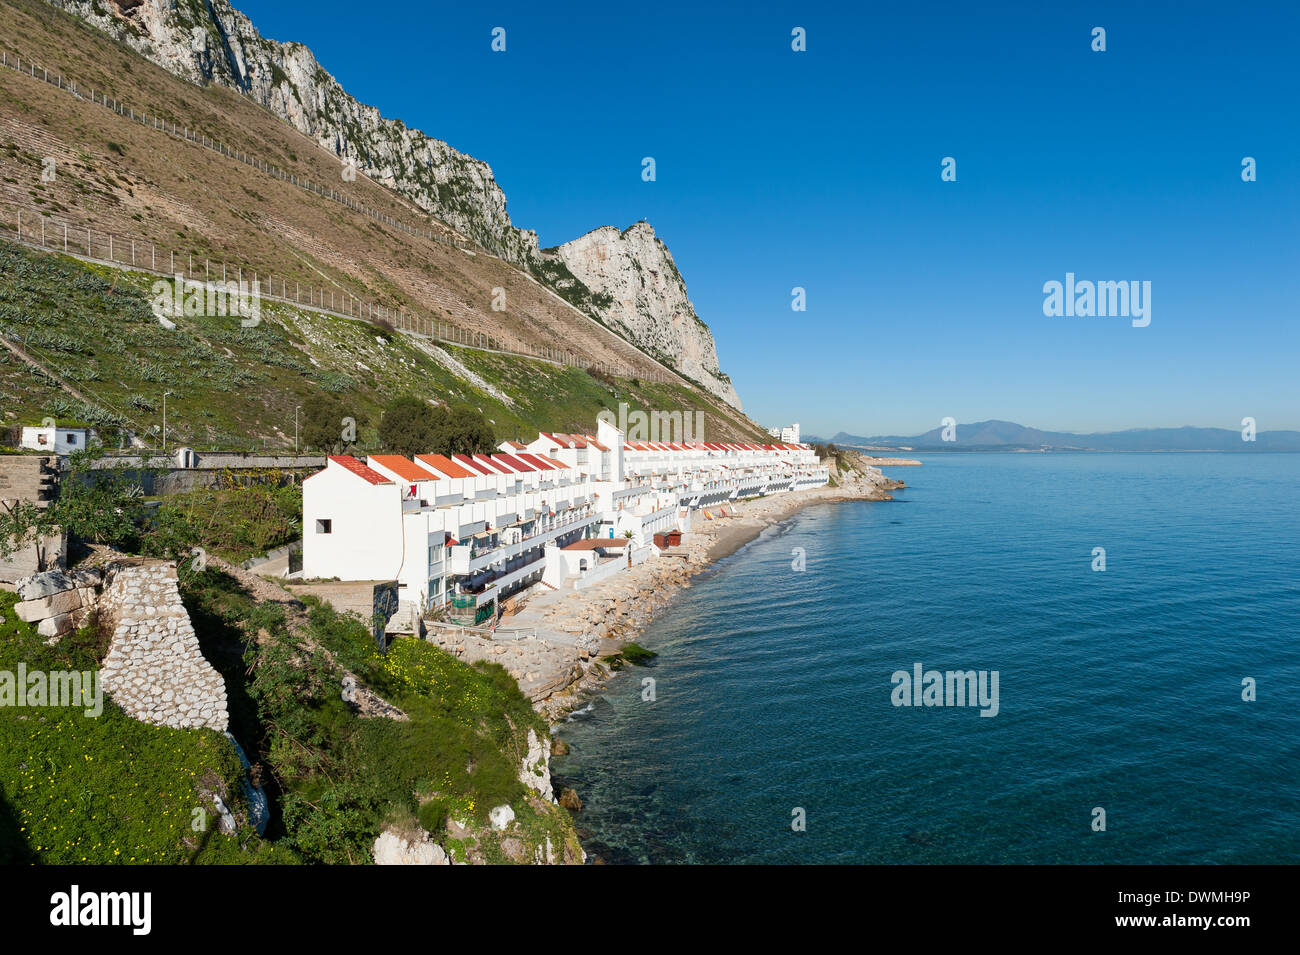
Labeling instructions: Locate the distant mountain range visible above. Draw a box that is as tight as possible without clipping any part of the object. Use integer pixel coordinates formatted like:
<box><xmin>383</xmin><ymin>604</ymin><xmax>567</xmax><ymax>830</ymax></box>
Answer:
<box><xmin>805</xmin><ymin>420</ymin><xmax>1300</xmax><ymax>452</ymax></box>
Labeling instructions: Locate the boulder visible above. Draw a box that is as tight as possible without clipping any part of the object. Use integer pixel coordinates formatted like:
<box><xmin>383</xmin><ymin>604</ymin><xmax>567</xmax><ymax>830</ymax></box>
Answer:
<box><xmin>489</xmin><ymin>804</ymin><xmax>515</xmax><ymax>831</ymax></box>
<box><xmin>36</xmin><ymin>613</ymin><xmax>74</xmax><ymax>639</ymax></box>
<box><xmin>14</xmin><ymin>567</ymin><xmax>100</xmax><ymax>601</ymax></box>
<box><xmin>373</xmin><ymin>829</ymin><xmax>450</xmax><ymax>865</ymax></box>
<box><xmin>14</xmin><ymin>587</ymin><xmax>83</xmax><ymax>622</ymax></box>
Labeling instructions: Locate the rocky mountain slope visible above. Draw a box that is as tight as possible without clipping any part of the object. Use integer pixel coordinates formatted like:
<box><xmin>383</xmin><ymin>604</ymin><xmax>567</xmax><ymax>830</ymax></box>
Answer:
<box><xmin>36</xmin><ymin>0</ymin><xmax>742</xmax><ymax>408</ymax></box>
<box><xmin>554</xmin><ymin>223</ymin><xmax>740</xmax><ymax>408</ymax></box>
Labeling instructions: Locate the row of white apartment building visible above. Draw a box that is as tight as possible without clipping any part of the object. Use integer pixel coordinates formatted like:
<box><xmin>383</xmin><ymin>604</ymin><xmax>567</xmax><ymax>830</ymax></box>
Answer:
<box><xmin>301</xmin><ymin>416</ymin><xmax>829</xmax><ymax>630</ymax></box>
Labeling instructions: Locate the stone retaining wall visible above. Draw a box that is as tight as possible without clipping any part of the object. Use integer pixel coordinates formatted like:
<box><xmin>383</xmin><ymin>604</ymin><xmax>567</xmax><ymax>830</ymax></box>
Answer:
<box><xmin>98</xmin><ymin>561</ymin><xmax>229</xmax><ymax>732</ymax></box>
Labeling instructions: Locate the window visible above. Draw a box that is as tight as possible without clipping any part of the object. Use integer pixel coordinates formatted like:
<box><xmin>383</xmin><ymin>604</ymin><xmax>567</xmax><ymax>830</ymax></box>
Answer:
<box><xmin>316</xmin><ymin>519</ymin><xmax>332</xmax><ymax>534</ymax></box>
<box><xmin>66</xmin><ymin>434</ymin><xmax>78</xmax><ymax>445</ymax></box>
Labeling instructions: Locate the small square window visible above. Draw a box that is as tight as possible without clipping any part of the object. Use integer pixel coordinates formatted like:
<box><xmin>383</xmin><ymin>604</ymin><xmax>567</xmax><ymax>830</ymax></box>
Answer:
<box><xmin>316</xmin><ymin>519</ymin><xmax>332</xmax><ymax>534</ymax></box>
<box><xmin>66</xmin><ymin>434</ymin><xmax>78</xmax><ymax>445</ymax></box>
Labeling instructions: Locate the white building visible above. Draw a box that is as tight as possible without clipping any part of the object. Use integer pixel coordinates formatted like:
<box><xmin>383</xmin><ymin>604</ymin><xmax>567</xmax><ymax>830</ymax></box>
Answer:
<box><xmin>767</xmin><ymin>423</ymin><xmax>800</xmax><ymax>444</ymax></box>
<box><xmin>20</xmin><ymin>425</ymin><xmax>95</xmax><ymax>455</ymax></box>
<box><xmin>301</xmin><ymin>415</ymin><xmax>827</xmax><ymax>631</ymax></box>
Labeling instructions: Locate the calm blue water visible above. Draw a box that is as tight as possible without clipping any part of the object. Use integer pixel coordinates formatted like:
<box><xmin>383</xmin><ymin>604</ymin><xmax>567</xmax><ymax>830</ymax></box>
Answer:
<box><xmin>552</xmin><ymin>454</ymin><xmax>1300</xmax><ymax>864</ymax></box>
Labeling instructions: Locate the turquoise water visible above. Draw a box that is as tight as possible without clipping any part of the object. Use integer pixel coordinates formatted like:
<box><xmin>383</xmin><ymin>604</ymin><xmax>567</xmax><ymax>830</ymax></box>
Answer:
<box><xmin>551</xmin><ymin>453</ymin><xmax>1300</xmax><ymax>864</ymax></box>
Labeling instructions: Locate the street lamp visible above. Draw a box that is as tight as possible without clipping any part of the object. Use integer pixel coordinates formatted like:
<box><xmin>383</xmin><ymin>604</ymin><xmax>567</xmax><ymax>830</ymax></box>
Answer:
<box><xmin>162</xmin><ymin>390</ymin><xmax>172</xmax><ymax>456</ymax></box>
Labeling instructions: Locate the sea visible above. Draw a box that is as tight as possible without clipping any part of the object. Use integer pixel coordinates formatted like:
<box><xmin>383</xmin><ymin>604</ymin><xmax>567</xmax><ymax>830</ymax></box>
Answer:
<box><xmin>551</xmin><ymin>453</ymin><xmax>1300</xmax><ymax>864</ymax></box>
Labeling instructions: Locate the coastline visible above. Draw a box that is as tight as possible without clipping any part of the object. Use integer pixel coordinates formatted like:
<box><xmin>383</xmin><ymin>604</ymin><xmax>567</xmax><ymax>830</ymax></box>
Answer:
<box><xmin>525</xmin><ymin>452</ymin><xmax>914</xmax><ymax>720</ymax></box>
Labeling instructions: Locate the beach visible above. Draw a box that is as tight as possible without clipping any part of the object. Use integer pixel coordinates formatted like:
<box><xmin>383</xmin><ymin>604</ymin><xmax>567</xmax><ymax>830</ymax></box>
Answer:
<box><xmin>484</xmin><ymin>452</ymin><xmax>917</xmax><ymax>719</ymax></box>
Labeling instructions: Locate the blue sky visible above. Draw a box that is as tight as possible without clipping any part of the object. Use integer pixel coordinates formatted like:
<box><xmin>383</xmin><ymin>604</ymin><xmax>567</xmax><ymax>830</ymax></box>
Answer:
<box><xmin>237</xmin><ymin>0</ymin><xmax>1298</xmax><ymax>436</ymax></box>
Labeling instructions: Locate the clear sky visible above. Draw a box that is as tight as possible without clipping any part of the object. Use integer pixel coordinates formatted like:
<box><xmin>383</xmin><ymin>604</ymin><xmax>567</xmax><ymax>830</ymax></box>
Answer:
<box><xmin>236</xmin><ymin>0</ymin><xmax>1298</xmax><ymax>437</ymax></box>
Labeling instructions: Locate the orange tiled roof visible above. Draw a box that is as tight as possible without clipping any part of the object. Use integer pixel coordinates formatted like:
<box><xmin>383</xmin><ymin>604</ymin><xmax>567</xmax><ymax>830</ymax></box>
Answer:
<box><xmin>415</xmin><ymin>454</ymin><xmax>476</xmax><ymax>479</ymax></box>
<box><xmin>368</xmin><ymin>455</ymin><xmax>436</xmax><ymax>482</ymax></box>
<box><xmin>329</xmin><ymin>455</ymin><xmax>392</xmax><ymax>485</ymax></box>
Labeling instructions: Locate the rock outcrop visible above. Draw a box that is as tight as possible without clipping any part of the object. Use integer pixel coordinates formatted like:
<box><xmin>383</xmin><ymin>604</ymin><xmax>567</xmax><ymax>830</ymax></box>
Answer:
<box><xmin>518</xmin><ymin>727</ymin><xmax>554</xmax><ymax>802</ymax></box>
<box><xmin>41</xmin><ymin>0</ymin><xmax>744</xmax><ymax>407</ymax></box>
<box><xmin>42</xmin><ymin>0</ymin><xmax>538</xmax><ymax>264</ymax></box>
<box><xmin>553</xmin><ymin>223</ymin><xmax>741</xmax><ymax>408</ymax></box>
<box><xmin>373</xmin><ymin>829</ymin><xmax>451</xmax><ymax>866</ymax></box>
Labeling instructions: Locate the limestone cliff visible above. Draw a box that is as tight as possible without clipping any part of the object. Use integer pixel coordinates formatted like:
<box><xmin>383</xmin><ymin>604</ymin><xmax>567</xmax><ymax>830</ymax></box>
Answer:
<box><xmin>551</xmin><ymin>224</ymin><xmax>740</xmax><ymax>408</ymax></box>
<box><xmin>42</xmin><ymin>0</ymin><xmax>538</xmax><ymax>262</ymax></box>
<box><xmin>40</xmin><ymin>0</ymin><xmax>742</xmax><ymax>408</ymax></box>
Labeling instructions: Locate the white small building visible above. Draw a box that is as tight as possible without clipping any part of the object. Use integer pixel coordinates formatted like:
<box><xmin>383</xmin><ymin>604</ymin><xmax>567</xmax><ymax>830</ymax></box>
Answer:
<box><xmin>767</xmin><ymin>423</ymin><xmax>800</xmax><ymax>444</ymax></box>
<box><xmin>20</xmin><ymin>425</ymin><xmax>95</xmax><ymax>455</ymax></box>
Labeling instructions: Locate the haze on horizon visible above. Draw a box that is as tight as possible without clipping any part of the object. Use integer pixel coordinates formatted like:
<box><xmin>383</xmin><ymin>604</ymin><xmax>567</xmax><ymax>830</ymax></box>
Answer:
<box><xmin>235</xmin><ymin>0</ymin><xmax>1299</xmax><ymax>436</ymax></box>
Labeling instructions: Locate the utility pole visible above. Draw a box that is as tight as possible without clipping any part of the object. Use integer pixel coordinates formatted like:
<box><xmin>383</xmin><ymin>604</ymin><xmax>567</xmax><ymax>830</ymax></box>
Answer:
<box><xmin>162</xmin><ymin>391</ymin><xmax>172</xmax><ymax>456</ymax></box>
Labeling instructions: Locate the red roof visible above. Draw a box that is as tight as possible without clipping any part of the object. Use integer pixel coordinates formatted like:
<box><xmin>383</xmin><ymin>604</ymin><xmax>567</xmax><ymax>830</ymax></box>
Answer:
<box><xmin>328</xmin><ymin>455</ymin><xmax>392</xmax><ymax>486</ymax></box>
<box><xmin>368</xmin><ymin>455</ymin><xmax>435</xmax><ymax>482</ymax></box>
<box><xmin>516</xmin><ymin>452</ymin><xmax>557</xmax><ymax>470</ymax></box>
<box><xmin>541</xmin><ymin>432</ymin><xmax>587</xmax><ymax>449</ymax></box>
<box><xmin>562</xmin><ymin>538</ymin><xmax>628</xmax><ymax>551</ymax></box>
<box><xmin>415</xmin><ymin>454</ymin><xmax>475</xmax><ymax>479</ymax></box>
<box><xmin>473</xmin><ymin>454</ymin><xmax>511</xmax><ymax>474</ymax></box>
<box><xmin>452</xmin><ymin>454</ymin><xmax>494</xmax><ymax>475</ymax></box>
<box><xmin>584</xmin><ymin>435</ymin><xmax>610</xmax><ymax>452</ymax></box>
<box><xmin>493</xmin><ymin>452</ymin><xmax>535</xmax><ymax>472</ymax></box>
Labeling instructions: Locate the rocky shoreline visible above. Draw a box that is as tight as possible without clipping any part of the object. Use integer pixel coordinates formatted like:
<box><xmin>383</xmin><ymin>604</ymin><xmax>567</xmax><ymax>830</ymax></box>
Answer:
<box><xmin>517</xmin><ymin>452</ymin><xmax>912</xmax><ymax>721</ymax></box>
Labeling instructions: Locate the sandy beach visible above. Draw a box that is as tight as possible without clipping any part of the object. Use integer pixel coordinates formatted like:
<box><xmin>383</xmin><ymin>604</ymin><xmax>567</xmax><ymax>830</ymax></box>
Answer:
<box><xmin>478</xmin><ymin>452</ymin><xmax>918</xmax><ymax>719</ymax></box>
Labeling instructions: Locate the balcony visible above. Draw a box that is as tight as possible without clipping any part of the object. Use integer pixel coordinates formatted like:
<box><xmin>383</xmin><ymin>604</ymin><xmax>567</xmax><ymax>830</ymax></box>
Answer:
<box><xmin>448</xmin><ymin>509</ymin><xmax>598</xmax><ymax>574</ymax></box>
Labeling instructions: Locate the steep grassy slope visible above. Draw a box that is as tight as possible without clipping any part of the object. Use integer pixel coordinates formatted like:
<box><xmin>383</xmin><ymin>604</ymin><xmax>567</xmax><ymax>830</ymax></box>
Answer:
<box><xmin>0</xmin><ymin>588</ymin><xmax>283</xmax><ymax>864</ymax></box>
<box><xmin>0</xmin><ymin>239</ymin><xmax>769</xmax><ymax>446</ymax></box>
<box><xmin>0</xmin><ymin>0</ymin><xmax>721</xmax><ymax>389</ymax></box>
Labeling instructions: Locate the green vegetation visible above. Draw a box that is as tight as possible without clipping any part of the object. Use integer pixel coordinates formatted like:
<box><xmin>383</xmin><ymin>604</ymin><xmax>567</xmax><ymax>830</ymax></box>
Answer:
<box><xmin>603</xmin><ymin>642</ymin><xmax>657</xmax><ymax>672</ymax></box>
<box><xmin>0</xmin><ymin>451</ymin><xmax>142</xmax><ymax>558</ymax></box>
<box><xmin>179</xmin><ymin>573</ymin><xmax>563</xmax><ymax>863</ymax></box>
<box><xmin>0</xmin><ymin>455</ymin><xmax>302</xmax><ymax>567</ymax></box>
<box><xmin>142</xmin><ymin>480</ymin><xmax>302</xmax><ymax>565</ymax></box>
<box><xmin>377</xmin><ymin>396</ymin><xmax>495</xmax><ymax>457</ymax></box>
<box><xmin>0</xmin><ymin>590</ymin><xmax>283</xmax><ymax>864</ymax></box>
<box><xmin>811</xmin><ymin>441</ymin><xmax>846</xmax><ymax>471</ymax></box>
<box><xmin>620</xmin><ymin>642</ymin><xmax>658</xmax><ymax>665</ymax></box>
<box><xmin>0</xmin><ymin>240</ymin><xmax>766</xmax><ymax>452</ymax></box>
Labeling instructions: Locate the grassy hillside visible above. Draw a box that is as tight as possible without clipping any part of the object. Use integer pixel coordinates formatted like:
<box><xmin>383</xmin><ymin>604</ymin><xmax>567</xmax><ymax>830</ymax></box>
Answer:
<box><xmin>0</xmin><ymin>0</ymin><xmax>741</xmax><ymax>398</ymax></box>
<box><xmin>0</xmin><ymin>562</ymin><xmax>584</xmax><ymax>865</ymax></box>
<box><xmin>0</xmin><ymin>588</ymin><xmax>284</xmax><ymax>863</ymax></box>
<box><xmin>0</xmin><ymin>239</ymin><xmax>768</xmax><ymax>447</ymax></box>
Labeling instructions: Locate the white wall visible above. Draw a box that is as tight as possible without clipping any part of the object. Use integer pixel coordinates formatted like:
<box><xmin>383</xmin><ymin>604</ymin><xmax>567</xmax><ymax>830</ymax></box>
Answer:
<box><xmin>302</xmin><ymin>467</ymin><xmax>403</xmax><ymax>581</ymax></box>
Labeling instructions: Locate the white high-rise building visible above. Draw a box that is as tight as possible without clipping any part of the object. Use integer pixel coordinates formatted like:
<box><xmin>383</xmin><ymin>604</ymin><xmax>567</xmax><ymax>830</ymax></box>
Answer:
<box><xmin>768</xmin><ymin>423</ymin><xmax>800</xmax><ymax>444</ymax></box>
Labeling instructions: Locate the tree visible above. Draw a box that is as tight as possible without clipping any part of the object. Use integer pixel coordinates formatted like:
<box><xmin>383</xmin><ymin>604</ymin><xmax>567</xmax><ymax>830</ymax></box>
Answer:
<box><xmin>433</xmin><ymin>405</ymin><xmax>495</xmax><ymax>455</ymax></box>
<box><xmin>379</xmin><ymin>395</ymin><xmax>437</xmax><ymax>457</ymax></box>
<box><xmin>0</xmin><ymin>451</ymin><xmax>141</xmax><ymax>557</ymax></box>
<box><xmin>301</xmin><ymin>395</ymin><xmax>363</xmax><ymax>454</ymax></box>
<box><xmin>378</xmin><ymin>398</ymin><xmax>495</xmax><ymax>457</ymax></box>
